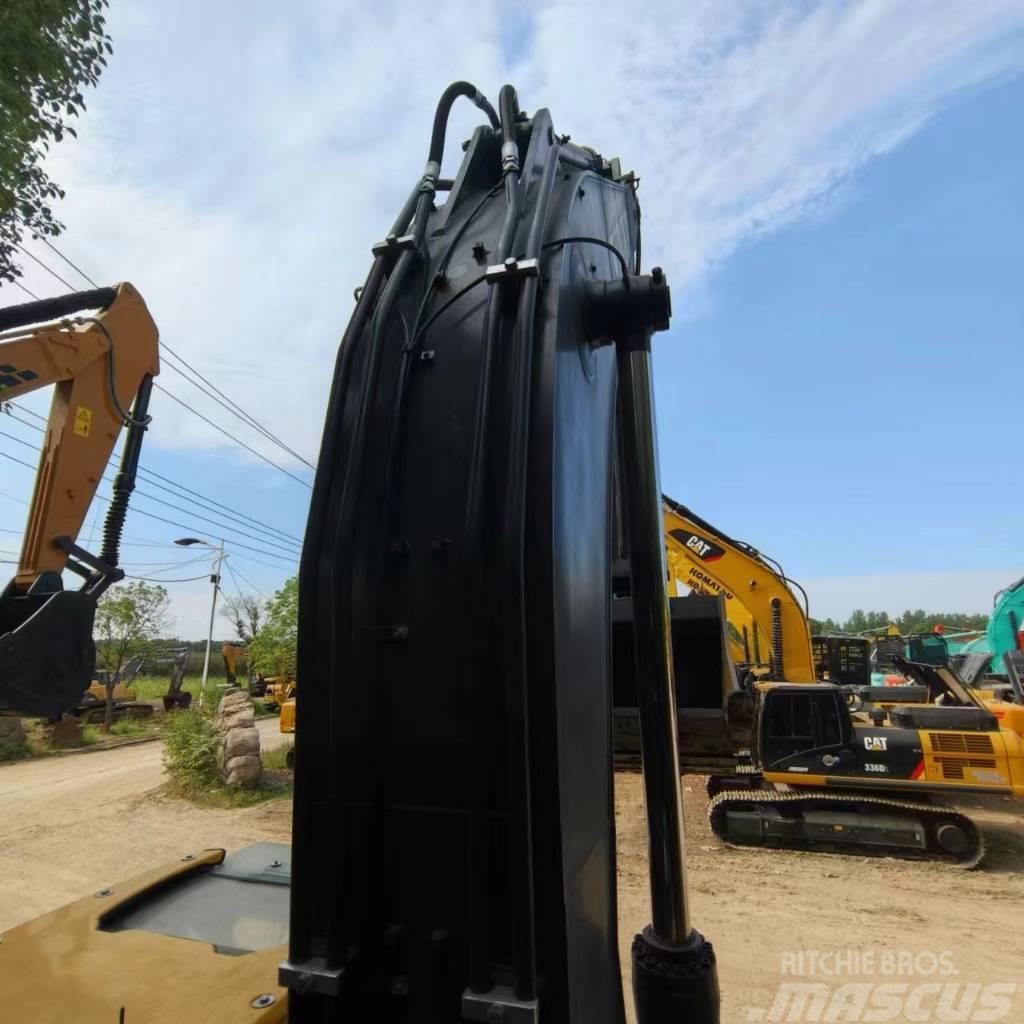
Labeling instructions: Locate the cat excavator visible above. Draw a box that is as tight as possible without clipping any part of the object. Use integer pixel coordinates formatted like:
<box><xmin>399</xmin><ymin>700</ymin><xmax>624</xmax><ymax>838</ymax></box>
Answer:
<box><xmin>0</xmin><ymin>283</ymin><xmax>159</xmax><ymax>718</ymax></box>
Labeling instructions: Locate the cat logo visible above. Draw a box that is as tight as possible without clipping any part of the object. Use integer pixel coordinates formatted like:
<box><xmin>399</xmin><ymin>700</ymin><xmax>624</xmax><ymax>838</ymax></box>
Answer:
<box><xmin>668</xmin><ymin>529</ymin><xmax>725</xmax><ymax>563</ymax></box>
<box><xmin>686</xmin><ymin>536</ymin><xmax>712</xmax><ymax>558</ymax></box>
<box><xmin>863</xmin><ymin>736</ymin><xmax>888</xmax><ymax>752</ymax></box>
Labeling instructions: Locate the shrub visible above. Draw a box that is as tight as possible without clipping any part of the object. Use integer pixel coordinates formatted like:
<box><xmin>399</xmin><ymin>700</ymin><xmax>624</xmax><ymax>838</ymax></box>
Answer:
<box><xmin>0</xmin><ymin>736</ymin><xmax>29</xmax><ymax>762</ymax></box>
<box><xmin>110</xmin><ymin>718</ymin><xmax>149</xmax><ymax>738</ymax></box>
<box><xmin>162</xmin><ymin>708</ymin><xmax>221</xmax><ymax>792</ymax></box>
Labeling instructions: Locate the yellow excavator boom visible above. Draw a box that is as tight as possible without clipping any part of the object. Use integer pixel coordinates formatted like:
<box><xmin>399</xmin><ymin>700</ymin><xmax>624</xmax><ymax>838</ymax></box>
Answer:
<box><xmin>662</xmin><ymin>494</ymin><xmax>816</xmax><ymax>682</ymax></box>
<box><xmin>0</xmin><ymin>283</ymin><xmax>159</xmax><ymax>717</ymax></box>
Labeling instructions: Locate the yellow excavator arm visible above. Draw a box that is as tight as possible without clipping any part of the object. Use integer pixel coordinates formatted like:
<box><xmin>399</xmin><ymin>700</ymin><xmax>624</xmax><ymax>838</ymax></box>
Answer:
<box><xmin>662</xmin><ymin>494</ymin><xmax>816</xmax><ymax>682</ymax></box>
<box><xmin>0</xmin><ymin>283</ymin><xmax>159</xmax><ymax>717</ymax></box>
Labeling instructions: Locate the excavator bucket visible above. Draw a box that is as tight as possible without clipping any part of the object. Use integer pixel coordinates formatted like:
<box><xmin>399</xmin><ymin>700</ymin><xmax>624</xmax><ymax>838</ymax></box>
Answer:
<box><xmin>0</xmin><ymin>590</ymin><xmax>97</xmax><ymax>718</ymax></box>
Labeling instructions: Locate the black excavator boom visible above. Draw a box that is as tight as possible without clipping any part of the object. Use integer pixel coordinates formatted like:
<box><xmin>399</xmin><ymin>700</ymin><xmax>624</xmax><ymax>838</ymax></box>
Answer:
<box><xmin>283</xmin><ymin>83</ymin><xmax>718</xmax><ymax>1023</ymax></box>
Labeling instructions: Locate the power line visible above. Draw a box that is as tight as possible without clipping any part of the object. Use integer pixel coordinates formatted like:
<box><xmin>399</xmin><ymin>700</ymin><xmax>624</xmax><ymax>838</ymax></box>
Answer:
<box><xmin>0</xmin><ymin>450</ymin><xmax>36</xmax><ymax>473</ymax></box>
<box><xmin>130</xmin><ymin>486</ymin><xmax>300</xmax><ymax>555</ymax></box>
<box><xmin>37</xmin><ymin>236</ymin><xmax>99</xmax><ymax>288</ymax></box>
<box><xmin>15</xmin><ymin>243</ymin><xmax>77</xmax><ymax>291</ymax></box>
<box><xmin>134</xmin><ymin>465</ymin><xmax>302</xmax><ymax>544</ymax></box>
<box><xmin>126</xmin><ymin>572</ymin><xmax>211</xmax><ymax>583</ymax></box>
<box><xmin>12</xmin><ymin>280</ymin><xmax>41</xmax><ymax>301</ymax></box>
<box><xmin>230</xmin><ymin>551</ymin><xmax>298</xmax><ymax>575</ymax></box>
<box><xmin>227</xmin><ymin>560</ymin><xmax>272</xmax><ymax>596</ymax></box>
<box><xmin>161</xmin><ymin>352</ymin><xmax>316</xmax><ymax>470</ymax></box>
<box><xmin>3</xmin><ymin>403</ymin><xmax>45</xmax><ymax>424</ymax></box>
<box><xmin>154</xmin><ymin>382</ymin><xmax>312</xmax><ymax>489</ymax></box>
<box><xmin>4</xmin><ymin>402</ymin><xmax>303</xmax><ymax>547</ymax></box>
<box><xmin>0</xmin><ymin>449</ymin><xmax>298</xmax><ymax>567</ymax></box>
<box><xmin>18</xmin><ymin>240</ymin><xmax>317</xmax><ymax>473</ymax></box>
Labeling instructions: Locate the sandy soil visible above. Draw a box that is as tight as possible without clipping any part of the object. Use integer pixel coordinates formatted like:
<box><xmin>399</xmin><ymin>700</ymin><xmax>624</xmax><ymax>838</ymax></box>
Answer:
<box><xmin>2</xmin><ymin>746</ymin><xmax>1022</xmax><ymax>1021</ymax></box>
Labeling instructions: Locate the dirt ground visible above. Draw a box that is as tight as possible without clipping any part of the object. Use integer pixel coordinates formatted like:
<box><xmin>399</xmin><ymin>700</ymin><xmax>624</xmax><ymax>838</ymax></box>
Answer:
<box><xmin>1</xmin><ymin>750</ymin><xmax>1022</xmax><ymax>1021</ymax></box>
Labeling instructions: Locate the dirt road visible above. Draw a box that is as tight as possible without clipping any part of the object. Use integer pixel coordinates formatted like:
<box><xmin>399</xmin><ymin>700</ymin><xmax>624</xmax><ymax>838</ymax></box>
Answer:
<box><xmin>0</xmin><ymin>718</ymin><xmax>290</xmax><ymax>931</ymax></box>
<box><xmin>2</xmin><ymin>754</ymin><xmax>1022</xmax><ymax>1020</ymax></box>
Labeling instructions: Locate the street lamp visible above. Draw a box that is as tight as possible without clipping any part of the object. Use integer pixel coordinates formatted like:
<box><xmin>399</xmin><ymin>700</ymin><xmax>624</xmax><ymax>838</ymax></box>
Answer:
<box><xmin>175</xmin><ymin>536</ymin><xmax>226</xmax><ymax>707</ymax></box>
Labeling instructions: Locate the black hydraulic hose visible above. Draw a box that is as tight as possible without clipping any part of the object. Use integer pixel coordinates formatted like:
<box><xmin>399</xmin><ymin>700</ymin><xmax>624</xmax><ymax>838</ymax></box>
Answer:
<box><xmin>426</xmin><ymin>81</ymin><xmax>499</xmax><ymax>181</ymax></box>
<box><xmin>499</xmin><ymin>141</ymin><xmax>562</xmax><ymax>1003</ymax></box>
<box><xmin>461</xmin><ymin>89</ymin><xmax>529</xmax><ymax>996</ymax></box>
<box><xmin>0</xmin><ymin>286</ymin><xmax>116</xmax><ymax>333</ymax></box>
<box><xmin>288</xmin><ymin>180</ymin><xmax>420</xmax><ymax>966</ymax></box>
<box><xmin>99</xmin><ymin>374</ymin><xmax>153</xmax><ymax>570</ymax></box>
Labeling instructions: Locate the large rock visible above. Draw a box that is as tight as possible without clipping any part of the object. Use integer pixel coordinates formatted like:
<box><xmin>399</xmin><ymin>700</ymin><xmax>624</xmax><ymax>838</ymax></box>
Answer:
<box><xmin>0</xmin><ymin>717</ymin><xmax>26</xmax><ymax>745</ymax></box>
<box><xmin>224</xmin><ymin>726</ymin><xmax>260</xmax><ymax>759</ymax></box>
<box><xmin>224</xmin><ymin>753</ymin><xmax>262</xmax><ymax>788</ymax></box>
<box><xmin>215</xmin><ymin>687</ymin><xmax>261</xmax><ymax>788</ymax></box>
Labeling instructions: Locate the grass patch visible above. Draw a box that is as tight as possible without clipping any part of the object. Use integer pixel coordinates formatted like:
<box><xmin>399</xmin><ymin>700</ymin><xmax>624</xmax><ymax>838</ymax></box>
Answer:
<box><xmin>109</xmin><ymin>718</ymin><xmax>152</xmax><ymax>738</ymax></box>
<box><xmin>162</xmin><ymin>706</ymin><xmax>291</xmax><ymax>807</ymax></box>
<box><xmin>80</xmin><ymin>725</ymin><xmax>101</xmax><ymax>746</ymax></box>
<box><xmin>131</xmin><ymin>675</ymin><xmax>195</xmax><ymax>702</ymax></box>
<box><xmin>261</xmin><ymin>743</ymin><xmax>294</xmax><ymax>771</ymax></box>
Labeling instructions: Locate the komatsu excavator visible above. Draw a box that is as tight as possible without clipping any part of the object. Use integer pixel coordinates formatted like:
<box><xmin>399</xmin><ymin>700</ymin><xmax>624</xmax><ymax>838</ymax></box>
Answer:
<box><xmin>0</xmin><ymin>283</ymin><xmax>159</xmax><ymax>718</ymax></box>
<box><xmin>0</xmin><ymin>83</ymin><xmax>722</xmax><ymax>1023</ymax></box>
<box><xmin>661</xmin><ymin>494</ymin><xmax>815</xmax><ymax>683</ymax></box>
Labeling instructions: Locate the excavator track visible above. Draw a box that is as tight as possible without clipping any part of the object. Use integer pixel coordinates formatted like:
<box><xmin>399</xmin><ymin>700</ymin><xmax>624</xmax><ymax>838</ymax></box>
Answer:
<box><xmin>708</xmin><ymin>784</ymin><xmax>984</xmax><ymax>868</ymax></box>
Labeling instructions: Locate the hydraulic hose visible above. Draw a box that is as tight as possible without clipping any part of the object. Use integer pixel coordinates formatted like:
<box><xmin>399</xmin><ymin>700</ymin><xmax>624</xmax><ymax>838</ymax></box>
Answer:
<box><xmin>99</xmin><ymin>374</ymin><xmax>153</xmax><ymax>571</ymax></box>
<box><xmin>463</xmin><ymin>85</ymin><xmax>528</xmax><ymax>995</ymax></box>
<box><xmin>499</xmin><ymin>140</ymin><xmax>562</xmax><ymax>1003</ymax></box>
<box><xmin>426</xmin><ymin>81</ymin><xmax>499</xmax><ymax>181</ymax></box>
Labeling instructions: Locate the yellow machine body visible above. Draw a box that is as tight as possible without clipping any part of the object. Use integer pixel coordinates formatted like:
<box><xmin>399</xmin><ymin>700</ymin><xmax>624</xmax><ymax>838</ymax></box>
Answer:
<box><xmin>0</xmin><ymin>848</ymin><xmax>287</xmax><ymax>1023</ymax></box>
<box><xmin>279</xmin><ymin>696</ymin><xmax>295</xmax><ymax>733</ymax></box>
<box><xmin>662</xmin><ymin>499</ymin><xmax>816</xmax><ymax>682</ymax></box>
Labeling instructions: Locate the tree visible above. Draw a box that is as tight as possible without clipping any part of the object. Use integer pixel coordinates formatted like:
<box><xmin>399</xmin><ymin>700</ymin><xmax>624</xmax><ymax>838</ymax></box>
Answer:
<box><xmin>94</xmin><ymin>580</ymin><xmax>171</xmax><ymax>730</ymax></box>
<box><xmin>249</xmin><ymin>577</ymin><xmax>297</xmax><ymax>679</ymax></box>
<box><xmin>220</xmin><ymin>592</ymin><xmax>266</xmax><ymax>644</ymax></box>
<box><xmin>0</xmin><ymin>1</ymin><xmax>112</xmax><ymax>282</ymax></box>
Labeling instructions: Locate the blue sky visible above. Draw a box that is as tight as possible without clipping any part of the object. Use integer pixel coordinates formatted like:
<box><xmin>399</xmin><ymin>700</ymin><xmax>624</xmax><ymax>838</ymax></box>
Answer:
<box><xmin>655</xmin><ymin>76</ymin><xmax>1023</xmax><ymax>588</ymax></box>
<box><xmin>2</xmin><ymin>2</ymin><xmax>1022</xmax><ymax>635</ymax></box>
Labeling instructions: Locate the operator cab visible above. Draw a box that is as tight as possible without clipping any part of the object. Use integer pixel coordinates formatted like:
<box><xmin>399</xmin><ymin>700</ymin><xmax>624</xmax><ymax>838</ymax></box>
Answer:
<box><xmin>755</xmin><ymin>684</ymin><xmax>855</xmax><ymax>772</ymax></box>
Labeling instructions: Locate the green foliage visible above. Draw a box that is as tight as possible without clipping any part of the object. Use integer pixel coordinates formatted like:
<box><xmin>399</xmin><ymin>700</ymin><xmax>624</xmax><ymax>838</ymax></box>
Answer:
<box><xmin>94</xmin><ymin>581</ymin><xmax>171</xmax><ymax>729</ymax></box>
<box><xmin>161</xmin><ymin>707</ymin><xmax>220</xmax><ymax>792</ymax></box>
<box><xmin>0</xmin><ymin>735</ymin><xmax>30</xmax><ymax>761</ymax></box>
<box><xmin>0</xmin><ymin>0</ymin><xmax>112</xmax><ymax>281</ymax></box>
<box><xmin>95</xmin><ymin>581</ymin><xmax>172</xmax><ymax>676</ymax></box>
<box><xmin>249</xmin><ymin>577</ymin><xmax>297</xmax><ymax>677</ymax></box>
<box><xmin>109</xmin><ymin>717</ymin><xmax>148</xmax><ymax>738</ymax></box>
<box><xmin>79</xmin><ymin>724</ymin><xmax>100</xmax><ymax>745</ymax></box>
<box><xmin>809</xmin><ymin>609</ymin><xmax>990</xmax><ymax>636</ymax></box>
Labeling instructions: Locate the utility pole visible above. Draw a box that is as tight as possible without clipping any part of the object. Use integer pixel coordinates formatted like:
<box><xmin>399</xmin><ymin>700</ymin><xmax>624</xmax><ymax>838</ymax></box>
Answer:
<box><xmin>175</xmin><ymin>536</ymin><xmax>226</xmax><ymax>708</ymax></box>
<box><xmin>199</xmin><ymin>539</ymin><xmax>226</xmax><ymax>707</ymax></box>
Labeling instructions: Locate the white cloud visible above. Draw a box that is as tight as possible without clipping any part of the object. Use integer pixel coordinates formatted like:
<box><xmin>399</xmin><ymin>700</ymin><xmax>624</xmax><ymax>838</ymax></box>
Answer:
<box><xmin>804</xmin><ymin>567</ymin><xmax>1022</xmax><ymax>621</ymax></box>
<box><xmin>9</xmin><ymin>0</ymin><xmax>1024</xmax><ymax>470</ymax></box>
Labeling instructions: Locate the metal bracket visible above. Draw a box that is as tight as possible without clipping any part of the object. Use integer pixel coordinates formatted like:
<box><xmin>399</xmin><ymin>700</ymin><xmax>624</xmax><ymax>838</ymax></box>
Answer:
<box><xmin>371</xmin><ymin>233</ymin><xmax>417</xmax><ymax>258</ymax></box>
<box><xmin>462</xmin><ymin>986</ymin><xmax>539</xmax><ymax>1023</ymax></box>
<box><xmin>278</xmin><ymin>958</ymin><xmax>345</xmax><ymax>997</ymax></box>
<box><xmin>484</xmin><ymin>257</ymin><xmax>540</xmax><ymax>284</ymax></box>
<box><xmin>54</xmin><ymin>536</ymin><xmax>121</xmax><ymax>579</ymax></box>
